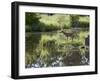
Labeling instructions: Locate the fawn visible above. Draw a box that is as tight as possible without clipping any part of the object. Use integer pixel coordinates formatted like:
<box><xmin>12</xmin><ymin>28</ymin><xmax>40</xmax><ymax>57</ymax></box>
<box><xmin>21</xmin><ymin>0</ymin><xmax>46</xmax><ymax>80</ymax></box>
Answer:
<box><xmin>60</xmin><ymin>30</ymin><xmax>78</xmax><ymax>40</ymax></box>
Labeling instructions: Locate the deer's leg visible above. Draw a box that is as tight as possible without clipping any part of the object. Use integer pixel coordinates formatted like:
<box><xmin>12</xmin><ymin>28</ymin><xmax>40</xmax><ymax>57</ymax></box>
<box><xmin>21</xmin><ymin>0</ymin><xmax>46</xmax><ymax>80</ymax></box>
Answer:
<box><xmin>71</xmin><ymin>36</ymin><xmax>73</xmax><ymax>41</ymax></box>
<box><xmin>72</xmin><ymin>37</ymin><xmax>73</xmax><ymax>41</ymax></box>
<box><xmin>72</xmin><ymin>35</ymin><xmax>74</xmax><ymax>41</ymax></box>
<box><xmin>67</xmin><ymin>36</ymin><xmax>68</xmax><ymax>40</ymax></box>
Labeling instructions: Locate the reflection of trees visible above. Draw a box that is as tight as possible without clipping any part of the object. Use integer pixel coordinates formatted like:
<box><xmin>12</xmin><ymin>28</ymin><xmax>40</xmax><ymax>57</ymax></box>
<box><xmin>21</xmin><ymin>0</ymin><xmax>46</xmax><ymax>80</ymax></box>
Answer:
<box><xmin>25</xmin><ymin>33</ymin><xmax>41</xmax><ymax>67</ymax></box>
<box><xmin>63</xmin><ymin>47</ymin><xmax>82</xmax><ymax>66</ymax></box>
<box><xmin>25</xmin><ymin>32</ymin><xmax>90</xmax><ymax>68</ymax></box>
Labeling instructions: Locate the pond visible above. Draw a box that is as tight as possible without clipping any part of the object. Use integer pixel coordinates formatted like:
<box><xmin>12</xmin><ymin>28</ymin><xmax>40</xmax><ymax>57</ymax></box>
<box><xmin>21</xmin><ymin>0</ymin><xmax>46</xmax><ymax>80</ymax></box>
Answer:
<box><xmin>25</xmin><ymin>30</ymin><xmax>89</xmax><ymax>68</ymax></box>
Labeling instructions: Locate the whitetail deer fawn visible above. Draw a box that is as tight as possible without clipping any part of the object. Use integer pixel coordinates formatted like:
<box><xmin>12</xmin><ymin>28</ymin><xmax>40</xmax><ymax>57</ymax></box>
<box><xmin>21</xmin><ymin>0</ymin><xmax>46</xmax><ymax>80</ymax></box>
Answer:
<box><xmin>60</xmin><ymin>30</ymin><xmax>78</xmax><ymax>40</ymax></box>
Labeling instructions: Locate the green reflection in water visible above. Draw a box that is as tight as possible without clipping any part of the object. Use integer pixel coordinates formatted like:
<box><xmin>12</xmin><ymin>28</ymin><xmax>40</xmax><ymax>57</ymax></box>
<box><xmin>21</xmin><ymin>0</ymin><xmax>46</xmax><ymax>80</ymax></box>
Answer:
<box><xmin>25</xmin><ymin>30</ymin><xmax>89</xmax><ymax>68</ymax></box>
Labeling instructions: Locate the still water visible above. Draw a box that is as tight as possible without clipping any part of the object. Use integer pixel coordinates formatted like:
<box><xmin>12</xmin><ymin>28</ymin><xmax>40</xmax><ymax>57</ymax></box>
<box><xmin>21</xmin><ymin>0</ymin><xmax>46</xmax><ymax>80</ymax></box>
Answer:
<box><xmin>25</xmin><ymin>31</ymin><xmax>89</xmax><ymax>68</ymax></box>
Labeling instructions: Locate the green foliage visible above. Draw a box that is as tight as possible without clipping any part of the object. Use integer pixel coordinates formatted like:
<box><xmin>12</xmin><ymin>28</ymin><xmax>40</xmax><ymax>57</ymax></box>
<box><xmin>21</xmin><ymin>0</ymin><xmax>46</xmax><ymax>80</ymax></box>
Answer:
<box><xmin>40</xmin><ymin>14</ymin><xmax>71</xmax><ymax>29</ymax></box>
<box><xmin>70</xmin><ymin>14</ymin><xmax>89</xmax><ymax>28</ymax></box>
<box><xmin>25</xmin><ymin>13</ymin><xmax>89</xmax><ymax>32</ymax></box>
<box><xmin>26</xmin><ymin>13</ymin><xmax>72</xmax><ymax>32</ymax></box>
<box><xmin>25</xmin><ymin>12</ymin><xmax>40</xmax><ymax>26</ymax></box>
<box><xmin>70</xmin><ymin>14</ymin><xmax>79</xmax><ymax>27</ymax></box>
<box><xmin>79</xmin><ymin>16</ymin><xmax>89</xmax><ymax>23</ymax></box>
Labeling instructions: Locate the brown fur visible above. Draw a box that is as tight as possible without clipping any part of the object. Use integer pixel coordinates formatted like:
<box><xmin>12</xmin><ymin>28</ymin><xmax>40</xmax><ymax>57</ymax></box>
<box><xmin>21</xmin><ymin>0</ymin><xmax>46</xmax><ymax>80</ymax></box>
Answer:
<box><xmin>61</xmin><ymin>30</ymin><xmax>75</xmax><ymax>40</ymax></box>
